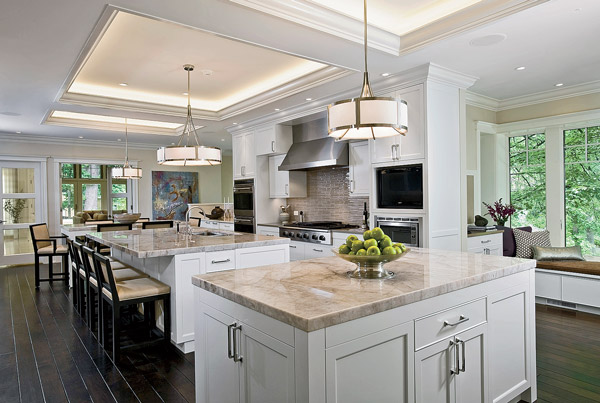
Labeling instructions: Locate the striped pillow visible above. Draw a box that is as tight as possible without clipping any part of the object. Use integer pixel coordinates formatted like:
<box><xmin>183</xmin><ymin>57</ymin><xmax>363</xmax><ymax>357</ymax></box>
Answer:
<box><xmin>513</xmin><ymin>229</ymin><xmax>551</xmax><ymax>259</ymax></box>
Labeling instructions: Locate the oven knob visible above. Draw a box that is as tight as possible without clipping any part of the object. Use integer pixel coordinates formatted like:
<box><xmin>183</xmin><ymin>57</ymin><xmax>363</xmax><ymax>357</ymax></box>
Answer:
<box><xmin>296</xmin><ymin>233</ymin><xmax>302</xmax><ymax>238</ymax></box>
<box><xmin>303</xmin><ymin>233</ymin><xmax>309</xmax><ymax>239</ymax></box>
<box><xmin>319</xmin><ymin>235</ymin><xmax>326</xmax><ymax>241</ymax></box>
<box><xmin>312</xmin><ymin>234</ymin><xmax>318</xmax><ymax>240</ymax></box>
<box><xmin>282</xmin><ymin>231</ymin><xmax>288</xmax><ymax>237</ymax></box>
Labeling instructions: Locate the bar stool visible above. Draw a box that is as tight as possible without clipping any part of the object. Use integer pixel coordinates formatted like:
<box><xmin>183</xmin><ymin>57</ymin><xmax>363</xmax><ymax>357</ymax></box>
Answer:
<box><xmin>66</xmin><ymin>238</ymin><xmax>80</xmax><ymax>310</ymax></box>
<box><xmin>29</xmin><ymin>223</ymin><xmax>69</xmax><ymax>288</ymax></box>
<box><xmin>142</xmin><ymin>220</ymin><xmax>173</xmax><ymax>230</ymax></box>
<box><xmin>94</xmin><ymin>223</ymin><xmax>133</xmax><ymax>255</ymax></box>
<box><xmin>94</xmin><ymin>253</ymin><xmax>171</xmax><ymax>361</ymax></box>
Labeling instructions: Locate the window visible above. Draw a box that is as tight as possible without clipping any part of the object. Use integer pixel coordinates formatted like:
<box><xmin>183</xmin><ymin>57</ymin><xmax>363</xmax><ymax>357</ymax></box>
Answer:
<box><xmin>509</xmin><ymin>133</ymin><xmax>546</xmax><ymax>229</ymax></box>
<box><xmin>564</xmin><ymin>126</ymin><xmax>600</xmax><ymax>256</ymax></box>
<box><xmin>60</xmin><ymin>163</ymin><xmax>75</xmax><ymax>179</ymax></box>
<box><xmin>80</xmin><ymin>164</ymin><xmax>102</xmax><ymax>179</ymax></box>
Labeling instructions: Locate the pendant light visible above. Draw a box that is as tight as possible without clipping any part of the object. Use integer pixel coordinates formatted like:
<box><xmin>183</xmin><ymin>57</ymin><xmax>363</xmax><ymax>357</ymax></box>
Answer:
<box><xmin>112</xmin><ymin>118</ymin><xmax>143</xmax><ymax>179</ymax></box>
<box><xmin>157</xmin><ymin>64</ymin><xmax>222</xmax><ymax>166</ymax></box>
<box><xmin>327</xmin><ymin>0</ymin><xmax>408</xmax><ymax>140</ymax></box>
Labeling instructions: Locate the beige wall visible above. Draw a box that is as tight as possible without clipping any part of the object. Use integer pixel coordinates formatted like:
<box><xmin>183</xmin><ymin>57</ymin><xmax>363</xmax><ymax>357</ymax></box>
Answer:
<box><xmin>0</xmin><ymin>139</ymin><xmax>232</xmax><ymax>232</ymax></box>
<box><xmin>220</xmin><ymin>155</ymin><xmax>233</xmax><ymax>203</ymax></box>
<box><xmin>497</xmin><ymin>92</ymin><xmax>600</xmax><ymax>124</ymax></box>
<box><xmin>466</xmin><ymin>105</ymin><xmax>497</xmax><ymax>171</ymax></box>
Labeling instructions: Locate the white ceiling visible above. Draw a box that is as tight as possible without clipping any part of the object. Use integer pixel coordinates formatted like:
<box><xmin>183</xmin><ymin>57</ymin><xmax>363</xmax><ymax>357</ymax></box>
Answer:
<box><xmin>0</xmin><ymin>0</ymin><xmax>599</xmax><ymax>149</ymax></box>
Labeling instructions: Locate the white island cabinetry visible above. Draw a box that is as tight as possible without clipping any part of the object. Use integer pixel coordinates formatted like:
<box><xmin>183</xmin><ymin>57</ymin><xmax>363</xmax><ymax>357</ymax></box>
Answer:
<box><xmin>194</xmin><ymin>251</ymin><xmax>536</xmax><ymax>403</ymax></box>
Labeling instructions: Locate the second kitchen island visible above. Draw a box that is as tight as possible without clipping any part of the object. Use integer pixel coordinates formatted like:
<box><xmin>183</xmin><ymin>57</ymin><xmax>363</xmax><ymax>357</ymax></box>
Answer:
<box><xmin>88</xmin><ymin>228</ymin><xmax>289</xmax><ymax>352</ymax></box>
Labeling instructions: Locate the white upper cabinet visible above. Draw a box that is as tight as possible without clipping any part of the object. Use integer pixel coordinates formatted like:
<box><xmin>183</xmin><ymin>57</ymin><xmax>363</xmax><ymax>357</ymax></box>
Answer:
<box><xmin>255</xmin><ymin>125</ymin><xmax>293</xmax><ymax>156</ymax></box>
<box><xmin>371</xmin><ymin>84</ymin><xmax>424</xmax><ymax>164</ymax></box>
<box><xmin>348</xmin><ymin>141</ymin><xmax>370</xmax><ymax>197</ymax></box>
<box><xmin>233</xmin><ymin>132</ymin><xmax>255</xmax><ymax>179</ymax></box>
<box><xmin>269</xmin><ymin>154</ymin><xmax>306</xmax><ymax>198</ymax></box>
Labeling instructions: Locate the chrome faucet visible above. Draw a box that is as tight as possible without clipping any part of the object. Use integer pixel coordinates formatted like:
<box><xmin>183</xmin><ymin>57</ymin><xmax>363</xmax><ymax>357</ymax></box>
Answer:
<box><xmin>186</xmin><ymin>205</ymin><xmax>205</xmax><ymax>234</ymax></box>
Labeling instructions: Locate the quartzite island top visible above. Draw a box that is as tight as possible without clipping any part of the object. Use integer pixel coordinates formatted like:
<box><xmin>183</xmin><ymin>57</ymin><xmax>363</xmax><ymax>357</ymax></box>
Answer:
<box><xmin>87</xmin><ymin>228</ymin><xmax>289</xmax><ymax>259</ymax></box>
<box><xmin>192</xmin><ymin>248</ymin><xmax>535</xmax><ymax>332</ymax></box>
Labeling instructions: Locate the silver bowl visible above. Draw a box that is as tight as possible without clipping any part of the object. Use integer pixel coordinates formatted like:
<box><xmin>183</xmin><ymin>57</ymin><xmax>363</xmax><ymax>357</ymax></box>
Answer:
<box><xmin>332</xmin><ymin>248</ymin><xmax>410</xmax><ymax>279</ymax></box>
<box><xmin>113</xmin><ymin>213</ymin><xmax>141</xmax><ymax>224</ymax></box>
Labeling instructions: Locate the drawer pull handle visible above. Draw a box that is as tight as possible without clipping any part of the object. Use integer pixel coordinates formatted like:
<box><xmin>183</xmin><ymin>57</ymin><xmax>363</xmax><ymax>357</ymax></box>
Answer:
<box><xmin>313</xmin><ymin>248</ymin><xmax>323</xmax><ymax>252</ymax></box>
<box><xmin>211</xmin><ymin>258</ymin><xmax>231</xmax><ymax>264</ymax></box>
<box><xmin>290</xmin><ymin>245</ymin><xmax>297</xmax><ymax>249</ymax></box>
<box><xmin>458</xmin><ymin>337</ymin><xmax>466</xmax><ymax>373</ymax></box>
<box><xmin>444</xmin><ymin>315</ymin><xmax>469</xmax><ymax>327</ymax></box>
<box><xmin>450</xmin><ymin>339</ymin><xmax>460</xmax><ymax>375</ymax></box>
<box><xmin>481</xmin><ymin>239</ymin><xmax>492</xmax><ymax>244</ymax></box>
<box><xmin>227</xmin><ymin>323</ymin><xmax>235</xmax><ymax>359</ymax></box>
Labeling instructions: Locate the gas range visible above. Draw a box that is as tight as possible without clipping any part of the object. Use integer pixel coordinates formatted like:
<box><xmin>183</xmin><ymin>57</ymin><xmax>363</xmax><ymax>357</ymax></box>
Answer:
<box><xmin>279</xmin><ymin>221</ymin><xmax>359</xmax><ymax>245</ymax></box>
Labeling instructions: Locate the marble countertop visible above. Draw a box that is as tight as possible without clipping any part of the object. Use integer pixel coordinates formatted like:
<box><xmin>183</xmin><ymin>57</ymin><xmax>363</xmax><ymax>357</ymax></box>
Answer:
<box><xmin>86</xmin><ymin>228</ymin><xmax>289</xmax><ymax>258</ymax></box>
<box><xmin>192</xmin><ymin>248</ymin><xmax>535</xmax><ymax>332</ymax></box>
<box><xmin>467</xmin><ymin>230</ymin><xmax>504</xmax><ymax>238</ymax></box>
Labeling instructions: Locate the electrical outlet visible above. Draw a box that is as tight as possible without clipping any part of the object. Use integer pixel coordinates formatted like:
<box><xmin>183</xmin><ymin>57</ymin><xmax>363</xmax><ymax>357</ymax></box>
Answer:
<box><xmin>293</xmin><ymin>211</ymin><xmax>299</xmax><ymax>216</ymax></box>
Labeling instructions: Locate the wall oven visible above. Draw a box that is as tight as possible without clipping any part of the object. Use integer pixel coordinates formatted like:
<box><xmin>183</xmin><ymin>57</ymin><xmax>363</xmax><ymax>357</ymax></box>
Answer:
<box><xmin>376</xmin><ymin>164</ymin><xmax>423</xmax><ymax>209</ymax></box>
<box><xmin>375</xmin><ymin>216</ymin><xmax>420</xmax><ymax>247</ymax></box>
<box><xmin>233</xmin><ymin>179</ymin><xmax>255</xmax><ymax>233</ymax></box>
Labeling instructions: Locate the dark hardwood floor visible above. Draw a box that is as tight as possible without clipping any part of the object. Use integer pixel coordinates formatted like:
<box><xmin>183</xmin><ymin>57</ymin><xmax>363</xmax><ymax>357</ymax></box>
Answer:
<box><xmin>3</xmin><ymin>264</ymin><xmax>600</xmax><ymax>402</ymax></box>
<box><xmin>0</xmin><ymin>264</ymin><xmax>194</xmax><ymax>403</ymax></box>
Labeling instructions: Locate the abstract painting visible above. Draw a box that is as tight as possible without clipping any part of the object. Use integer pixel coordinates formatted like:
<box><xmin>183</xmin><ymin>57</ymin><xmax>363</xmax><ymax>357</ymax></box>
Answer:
<box><xmin>152</xmin><ymin>171</ymin><xmax>199</xmax><ymax>221</ymax></box>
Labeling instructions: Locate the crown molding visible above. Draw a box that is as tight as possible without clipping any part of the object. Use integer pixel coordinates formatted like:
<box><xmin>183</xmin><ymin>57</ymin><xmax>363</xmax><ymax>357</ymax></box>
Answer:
<box><xmin>495</xmin><ymin>108</ymin><xmax>600</xmax><ymax>134</ymax></box>
<box><xmin>227</xmin><ymin>0</ymin><xmax>401</xmax><ymax>56</ymax></box>
<box><xmin>0</xmin><ymin>132</ymin><xmax>162</xmax><ymax>151</ymax></box>
<box><xmin>426</xmin><ymin>64</ymin><xmax>478</xmax><ymax>89</ymax></box>
<box><xmin>467</xmin><ymin>80</ymin><xmax>600</xmax><ymax>112</ymax></box>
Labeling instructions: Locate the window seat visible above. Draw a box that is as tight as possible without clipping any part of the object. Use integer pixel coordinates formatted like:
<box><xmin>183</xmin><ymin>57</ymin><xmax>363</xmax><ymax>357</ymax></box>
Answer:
<box><xmin>536</xmin><ymin>260</ymin><xmax>600</xmax><ymax>314</ymax></box>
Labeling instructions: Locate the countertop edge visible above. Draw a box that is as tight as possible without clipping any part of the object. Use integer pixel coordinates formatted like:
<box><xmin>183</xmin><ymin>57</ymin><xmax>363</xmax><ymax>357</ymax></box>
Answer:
<box><xmin>192</xmin><ymin>258</ymin><xmax>536</xmax><ymax>332</ymax></box>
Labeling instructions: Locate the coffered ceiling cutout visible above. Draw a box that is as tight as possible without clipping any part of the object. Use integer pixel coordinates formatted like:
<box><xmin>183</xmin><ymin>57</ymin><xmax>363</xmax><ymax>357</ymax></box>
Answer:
<box><xmin>58</xmin><ymin>8</ymin><xmax>349</xmax><ymax>121</ymax></box>
<box><xmin>230</xmin><ymin>0</ymin><xmax>549</xmax><ymax>55</ymax></box>
<box><xmin>45</xmin><ymin>111</ymin><xmax>192</xmax><ymax>136</ymax></box>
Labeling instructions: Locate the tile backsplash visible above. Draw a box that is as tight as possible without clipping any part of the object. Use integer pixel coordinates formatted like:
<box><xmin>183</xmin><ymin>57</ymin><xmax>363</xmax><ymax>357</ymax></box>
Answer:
<box><xmin>287</xmin><ymin>167</ymin><xmax>368</xmax><ymax>225</ymax></box>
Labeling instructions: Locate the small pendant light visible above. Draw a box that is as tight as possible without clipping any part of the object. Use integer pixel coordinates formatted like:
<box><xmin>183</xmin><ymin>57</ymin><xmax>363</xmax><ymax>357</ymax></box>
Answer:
<box><xmin>112</xmin><ymin>118</ymin><xmax>142</xmax><ymax>179</ymax></box>
<box><xmin>157</xmin><ymin>64</ymin><xmax>222</xmax><ymax>166</ymax></box>
<box><xmin>327</xmin><ymin>0</ymin><xmax>408</xmax><ymax>140</ymax></box>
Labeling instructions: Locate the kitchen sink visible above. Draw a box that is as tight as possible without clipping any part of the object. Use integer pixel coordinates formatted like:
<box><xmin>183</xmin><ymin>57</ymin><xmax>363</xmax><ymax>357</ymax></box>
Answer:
<box><xmin>190</xmin><ymin>230</ymin><xmax>229</xmax><ymax>237</ymax></box>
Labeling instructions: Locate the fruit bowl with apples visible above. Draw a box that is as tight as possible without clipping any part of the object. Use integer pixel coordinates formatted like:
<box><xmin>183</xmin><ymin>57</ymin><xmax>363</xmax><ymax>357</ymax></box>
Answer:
<box><xmin>332</xmin><ymin>227</ymin><xmax>409</xmax><ymax>279</ymax></box>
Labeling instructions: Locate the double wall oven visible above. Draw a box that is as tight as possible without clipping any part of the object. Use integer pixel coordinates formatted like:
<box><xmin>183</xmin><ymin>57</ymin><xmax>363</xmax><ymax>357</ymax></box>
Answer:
<box><xmin>233</xmin><ymin>179</ymin><xmax>255</xmax><ymax>233</ymax></box>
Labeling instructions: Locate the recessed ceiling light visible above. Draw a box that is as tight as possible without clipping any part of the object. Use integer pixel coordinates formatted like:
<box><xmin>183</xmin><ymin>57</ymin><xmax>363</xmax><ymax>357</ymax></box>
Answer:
<box><xmin>15</xmin><ymin>131</ymin><xmax>21</xmax><ymax>134</ymax></box>
<box><xmin>574</xmin><ymin>8</ymin><xmax>582</xmax><ymax>12</ymax></box>
<box><xmin>381</xmin><ymin>73</ymin><xmax>390</xmax><ymax>77</ymax></box>
<box><xmin>232</xmin><ymin>122</ymin><xmax>238</xmax><ymax>125</ymax></box>
<box><xmin>515</xmin><ymin>66</ymin><xmax>526</xmax><ymax>71</ymax></box>
<box><xmin>274</xmin><ymin>108</ymin><xmax>280</xmax><ymax>111</ymax></box>
<box><xmin>221</xmin><ymin>138</ymin><xmax>225</xmax><ymax>141</ymax></box>
<box><xmin>117</xmin><ymin>138</ymin><xmax>122</xmax><ymax>142</ymax></box>
<box><xmin>119</xmin><ymin>83</ymin><xmax>128</xmax><ymax>87</ymax></box>
<box><xmin>78</xmin><ymin>136</ymin><xmax>84</xmax><ymax>139</ymax></box>
<box><xmin>305</xmin><ymin>98</ymin><xmax>312</xmax><ymax>101</ymax></box>
<box><xmin>469</xmin><ymin>33</ymin><xmax>507</xmax><ymax>47</ymax></box>
<box><xmin>200</xmin><ymin>69</ymin><xmax>213</xmax><ymax>76</ymax></box>
<box><xmin>171</xmin><ymin>142</ymin><xmax>175</xmax><ymax>145</ymax></box>
<box><xmin>182</xmin><ymin>92</ymin><xmax>188</xmax><ymax>96</ymax></box>
<box><xmin>555</xmin><ymin>83</ymin><xmax>564</xmax><ymax>87</ymax></box>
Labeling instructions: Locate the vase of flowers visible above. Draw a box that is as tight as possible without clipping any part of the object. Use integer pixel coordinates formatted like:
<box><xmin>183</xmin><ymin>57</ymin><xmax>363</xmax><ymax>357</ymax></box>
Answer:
<box><xmin>482</xmin><ymin>198</ymin><xmax>516</xmax><ymax>226</ymax></box>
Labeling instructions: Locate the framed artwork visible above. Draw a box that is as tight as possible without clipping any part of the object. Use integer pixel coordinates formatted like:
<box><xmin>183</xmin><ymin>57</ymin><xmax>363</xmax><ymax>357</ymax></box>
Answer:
<box><xmin>152</xmin><ymin>171</ymin><xmax>199</xmax><ymax>220</ymax></box>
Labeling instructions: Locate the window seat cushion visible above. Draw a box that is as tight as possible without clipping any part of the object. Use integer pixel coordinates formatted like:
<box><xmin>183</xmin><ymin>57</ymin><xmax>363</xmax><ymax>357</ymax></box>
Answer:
<box><xmin>536</xmin><ymin>260</ymin><xmax>600</xmax><ymax>277</ymax></box>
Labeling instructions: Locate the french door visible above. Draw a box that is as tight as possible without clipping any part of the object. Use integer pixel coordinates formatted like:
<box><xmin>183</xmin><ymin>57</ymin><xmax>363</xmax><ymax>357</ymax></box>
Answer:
<box><xmin>0</xmin><ymin>160</ymin><xmax>45</xmax><ymax>266</ymax></box>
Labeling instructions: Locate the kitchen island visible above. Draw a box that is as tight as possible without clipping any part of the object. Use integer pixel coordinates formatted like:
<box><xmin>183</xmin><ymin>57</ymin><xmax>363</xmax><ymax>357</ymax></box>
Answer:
<box><xmin>193</xmin><ymin>248</ymin><xmax>536</xmax><ymax>403</ymax></box>
<box><xmin>88</xmin><ymin>228</ymin><xmax>289</xmax><ymax>352</ymax></box>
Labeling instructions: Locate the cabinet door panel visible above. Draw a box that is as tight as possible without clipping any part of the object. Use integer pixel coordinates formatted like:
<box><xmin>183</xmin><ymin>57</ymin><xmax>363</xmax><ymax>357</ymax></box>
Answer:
<box><xmin>370</xmin><ymin>136</ymin><xmax>398</xmax><ymax>164</ymax></box>
<box><xmin>243</xmin><ymin>133</ymin><xmax>255</xmax><ymax>177</ymax></box>
<box><xmin>488</xmin><ymin>286</ymin><xmax>529</xmax><ymax>403</ymax></box>
<box><xmin>349</xmin><ymin>141</ymin><xmax>370</xmax><ymax>197</ymax></box>
<box><xmin>415</xmin><ymin>338</ymin><xmax>456</xmax><ymax>403</ymax></box>
<box><xmin>455</xmin><ymin>325</ymin><xmax>488</xmax><ymax>403</ymax></box>
<box><xmin>397</xmin><ymin>85</ymin><xmax>424</xmax><ymax>160</ymax></box>
<box><xmin>304</xmin><ymin>244</ymin><xmax>334</xmax><ymax>260</ymax></box>
<box><xmin>235</xmin><ymin>246</ymin><xmax>288</xmax><ymax>269</ymax></box>
<box><xmin>233</xmin><ymin>135</ymin><xmax>244</xmax><ymax>179</ymax></box>
<box><xmin>255</xmin><ymin>126</ymin><xmax>275</xmax><ymax>156</ymax></box>
<box><xmin>269</xmin><ymin>154</ymin><xmax>287</xmax><ymax>198</ymax></box>
<box><xmin>289</xmin><ymin>242</ymin><xmax>304</xmax><ymax>261</ymax></box>
<box><xmin>326</xmin><ymin>321</ymin><xmax>413</xmax><ymax>403</ymax></box>
<box><xmin>240</xmin><ymin>323</ymin><xmax>295</xmax><ymax>403</ymax></box>
<box><xmin>198</xmin><ymin>305</ymin><xmax>240</xmax><ymax>403</ymax></box>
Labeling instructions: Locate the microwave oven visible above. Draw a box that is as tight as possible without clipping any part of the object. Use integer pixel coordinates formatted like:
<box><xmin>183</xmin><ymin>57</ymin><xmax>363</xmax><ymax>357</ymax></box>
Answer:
<box><xmin>376</xmin><ymin>164</ymin><xmax>423</xmax><ymax>209</ymax></box>
<box><xmin>375</xmin><ymin>216</ymin><xmax>420</xmax><ymax>247</ymax></box>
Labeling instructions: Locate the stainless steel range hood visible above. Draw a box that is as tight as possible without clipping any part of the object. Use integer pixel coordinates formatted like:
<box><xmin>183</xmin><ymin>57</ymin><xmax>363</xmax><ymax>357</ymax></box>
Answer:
<box><xmin>278</xmin><ymin>118</ymin><xmax>349</xmax><ymax>171</ymax></box>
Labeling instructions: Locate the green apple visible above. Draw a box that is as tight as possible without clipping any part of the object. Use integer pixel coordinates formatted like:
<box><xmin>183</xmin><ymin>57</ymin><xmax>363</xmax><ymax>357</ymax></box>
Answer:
<box><xmin>364</xmin><ymin>238</ymin><xmax>378</xmax><ymax>249</ymax></box>
<box><xmin>356</xmin><ymin>248</ymin><xmax>367</xmax><ymax>256</ymax></box>
<box><xmin>394</xmin><ymin>242</ymin><xmax>407</xmax><ymax>252</ymax></box>
<box><xmin>351</xmin><ymin>240</ymin><xmax>364</xmax><ymax>253</ymax></box>
<box><xmin>382</xmin><ymin>246</ymin><xmax>397</xmax><ymax>255</ymax></box>
<box><xmin>367</xmin><ymin>246</ymin><xmax>381</xmax><ymax>256</ymax></box>
<box><xmin>370</xmin><ymin>227</ymin><xmax>385</xmax><ymax>241</ymax></box>
<box><xmin>339</xmin><ymin>244</ymin><xmax>351</xmax><ymax>254</ymax></box>
<box><xmin>346</xmin><ymin>235</ymin><xmax>359</xmax><ymax>248</ymax></box>
<box><xmin>379</xmin><ymin>236</ymin><xmax>393</xmax><ymax>249</ymax></box>
<box><xmin>348</xmin><ymin>251</ymin><xmax>356</xmax><ymax>255</ymax></box>
<box><xmin>393</xmin><ymin>246</ymin><xmax>402</xmax><ymax>255</ymax></box>
<box><xmin>363</xmin><ymin>230</ymin><xmax>372</xmax><ymax>240</ymax></box>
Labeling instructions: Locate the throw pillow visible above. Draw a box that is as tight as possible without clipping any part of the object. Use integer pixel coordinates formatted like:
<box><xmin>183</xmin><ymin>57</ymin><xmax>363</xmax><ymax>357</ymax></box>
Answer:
<box><xmin>496</xmin><ymin>225</ymin><xmax>532</xmax><ymax>257</ymax></box>
<box><xmin>532</xmin><ymin>245</ymin><xmax>585</xmax><ymax>261</ymax></box>
<box><xmin>80</xmin><ymin>212</ymin><xmax>91</xmax><ymax>222</ymax></box>
<box><xmin>513</xmin><ymin>229</ymin><xmax>551</xmax><ymax>259</ymax></box>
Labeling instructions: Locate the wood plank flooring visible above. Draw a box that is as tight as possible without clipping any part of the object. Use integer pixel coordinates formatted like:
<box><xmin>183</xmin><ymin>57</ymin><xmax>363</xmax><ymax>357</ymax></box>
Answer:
<box><xmin>3</xmin><ymin>264</ymin><xmax>600</xmax><ymax>402</ymax></box>
<box><xmin>0</xmin><ymin>264</ymin><xmax>194</xmax><ymax>403</ymax></box>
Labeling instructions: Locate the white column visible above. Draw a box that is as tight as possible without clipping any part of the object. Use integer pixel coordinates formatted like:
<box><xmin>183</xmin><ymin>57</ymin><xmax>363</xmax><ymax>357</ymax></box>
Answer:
<box><xmin>545</xmin><ymin>125</ymin><xmax>564</xmax><ymax>246</ymax></box>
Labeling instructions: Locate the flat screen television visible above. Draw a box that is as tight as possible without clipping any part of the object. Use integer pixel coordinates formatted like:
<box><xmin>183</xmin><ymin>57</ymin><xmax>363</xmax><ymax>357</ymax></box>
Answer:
<box><xmin>376</xmin><ymin>164</ymin><xmax>423</xmax><ymax>209</ymax></box>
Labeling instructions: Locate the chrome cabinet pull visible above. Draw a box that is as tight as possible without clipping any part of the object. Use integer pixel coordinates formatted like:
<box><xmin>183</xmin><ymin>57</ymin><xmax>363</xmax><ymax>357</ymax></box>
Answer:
<box><xmin>227</xmin><ymin>323</ymin><xmax>235</xmax><ymax>359</ymax></box>
<box><xmin>211</xmin><ymin>258</ymin><xmax>231</xmax><ymax>264</ymax></box>
<box><xmin>450</xmin><ymin>339</ymin><xmax>459</xmax><ymax>375</ymax></box>
<box><xmin>285</xmin><ymin>183</ymin><xmax>289</xmax><ymax>195</ymax></box>
<box><xmin>481</xmin><ymin>239</ymin><xmax>492</xmax><ymax>244</ymax></box>
<box><xmin>289</xmin><ymin>245</ymin><xmax>297</xmax><ymax>249</ymax></box>
<box><xmin>232</xmin><ymin>324</ymin><xmax>243</xmax><ymax>362</ymax></box>
<box><xmin>349</xmin><ymin>179</ymin><xmax>354</xmax><ymax>193</ymax></box>
<box><xmin>313</xmin><ymin>248</ymin><xmax>323</xmax><ymax>252</ymax></box>
<box><xmin>271</xmin><ymin>140</ymin><xmax>275</xmax><ymax>152</ymax></box>
<box><xmin>444</xmin><ymin>315</ymin><xmax>469</xmax><ymax>327</ymax></box>
<box><xmin>457</xmin><ymin>337</ymin><xmax>466</xmax><ymax>373</ymax></box>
